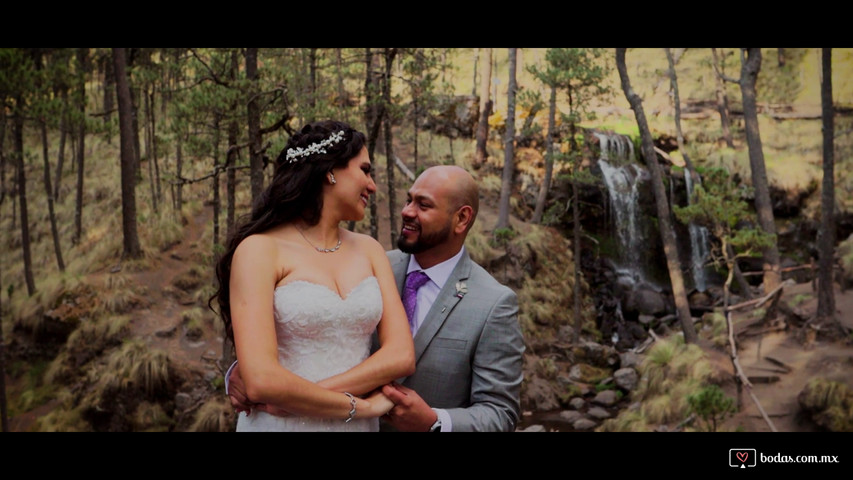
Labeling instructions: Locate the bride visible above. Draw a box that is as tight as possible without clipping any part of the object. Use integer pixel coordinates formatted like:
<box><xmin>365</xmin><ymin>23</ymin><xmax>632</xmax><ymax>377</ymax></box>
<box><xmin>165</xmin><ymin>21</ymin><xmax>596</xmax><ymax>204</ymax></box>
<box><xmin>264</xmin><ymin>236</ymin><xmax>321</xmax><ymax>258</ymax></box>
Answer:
<box><xmin>211</xmin><ymin>120</ymin><xmax>415</xmax><ymax>431</ymax></box>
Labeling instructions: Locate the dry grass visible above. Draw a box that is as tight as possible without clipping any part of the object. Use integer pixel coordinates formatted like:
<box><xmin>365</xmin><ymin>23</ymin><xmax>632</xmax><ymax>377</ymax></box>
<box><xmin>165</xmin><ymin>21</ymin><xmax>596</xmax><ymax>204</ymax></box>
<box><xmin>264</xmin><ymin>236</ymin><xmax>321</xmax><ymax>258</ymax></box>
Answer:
<box><xmin>35</xmin><ymin>391</ymin><xmax>90</xmax><ymax>432</ymax></box>
<box><xmin>188</xmin><ymin>397</ymin><xmax>236</xmax><ymax>432</ymax></box>
<box><xmin>599</xmin><ymin>335</ymin><xmax>720</xmax><ymax>431</ymax></box>
<box><xmin>131</xmin><ymin>401</ymin><xmax>175</xmax><ymax>432</ymax></box>
<box><xmin>90</xmin><ymin>339</ymin><xmax>173</xmax><ymax>399</ymax></box>
<box><xmin>44</xmin><ymin>313</ymin><xmax>132</xmax><ymax>384</ymax></box>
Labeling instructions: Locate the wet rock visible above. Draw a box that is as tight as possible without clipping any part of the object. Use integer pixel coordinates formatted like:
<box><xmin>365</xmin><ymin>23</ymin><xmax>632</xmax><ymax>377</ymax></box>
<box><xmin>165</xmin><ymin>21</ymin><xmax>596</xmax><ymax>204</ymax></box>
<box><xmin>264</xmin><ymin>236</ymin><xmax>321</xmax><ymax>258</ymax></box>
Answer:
<box><xmin>592</xmin><ymin>389</ymin><xmax>619</xmax><ymax>407</ymax></box>
<box><xmin>587</xmin><ymin>406</ymin><xmax>612</xmax><ymax>419</ymax></box>
<box><xmin>573</xmin><ymin>418</ymin><xmax>597</xmax><ymax>431</ymax></box>
<box><xmin>175</xmin><ymin>392</ymin><xmax>192</xmax><ymax>411</ymax></box>
<box><xmin>619</xmin><ymin>351</ymin><xmax>641</xmax><ymax>369</ymax></box>
<box><xmin>614</xmin><ymin>368</ymin><xmax>639</xmax><ymax>392</ymax></box>
<box><xmin>559</xmin><ymin>410</ymin><xmax>586</xmax><ymax>423</ymax></box>
<box><xmin>568</xmin><ymin>363</ymin><xmax>612</xmax><ymax>384</ymax></box>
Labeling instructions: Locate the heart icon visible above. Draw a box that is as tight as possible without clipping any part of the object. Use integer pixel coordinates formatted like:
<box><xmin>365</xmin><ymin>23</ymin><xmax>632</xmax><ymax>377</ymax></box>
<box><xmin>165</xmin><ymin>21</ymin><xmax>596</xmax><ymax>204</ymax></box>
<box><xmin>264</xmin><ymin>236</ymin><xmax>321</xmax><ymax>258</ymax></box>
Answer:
<box><xmin>737</xmin><ymin>452</ymin><xmax>748</xmax><ymax>463</ymax></box>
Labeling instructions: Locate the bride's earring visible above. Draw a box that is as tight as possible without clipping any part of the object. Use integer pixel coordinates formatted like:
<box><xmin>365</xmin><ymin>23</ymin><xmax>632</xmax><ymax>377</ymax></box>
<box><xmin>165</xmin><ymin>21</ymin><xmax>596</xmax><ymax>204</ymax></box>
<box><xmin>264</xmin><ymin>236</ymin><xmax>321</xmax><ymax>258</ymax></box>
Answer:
<box><xmin>328</xmin><ymin>173</ymin><xmax>337</xmax><ymax>185</ymax></box>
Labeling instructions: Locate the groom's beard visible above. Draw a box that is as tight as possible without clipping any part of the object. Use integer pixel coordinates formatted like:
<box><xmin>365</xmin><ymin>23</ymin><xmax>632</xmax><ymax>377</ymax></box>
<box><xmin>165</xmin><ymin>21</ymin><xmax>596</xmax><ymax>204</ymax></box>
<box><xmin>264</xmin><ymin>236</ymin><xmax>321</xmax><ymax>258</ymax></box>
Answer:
<box><xmin>397</xmin><ymin>221</ymin><xmax>452</xmax><ymax>254</ymax></box>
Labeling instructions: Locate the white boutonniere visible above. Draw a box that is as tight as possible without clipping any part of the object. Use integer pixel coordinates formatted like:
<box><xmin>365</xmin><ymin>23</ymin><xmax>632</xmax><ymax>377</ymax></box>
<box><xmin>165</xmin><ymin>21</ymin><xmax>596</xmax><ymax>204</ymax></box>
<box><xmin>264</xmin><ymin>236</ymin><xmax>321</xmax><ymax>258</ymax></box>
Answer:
<box><xmin>455</xmin><ymin>281</ymin><xmax>468</xmax><ymax>299</ymax></box>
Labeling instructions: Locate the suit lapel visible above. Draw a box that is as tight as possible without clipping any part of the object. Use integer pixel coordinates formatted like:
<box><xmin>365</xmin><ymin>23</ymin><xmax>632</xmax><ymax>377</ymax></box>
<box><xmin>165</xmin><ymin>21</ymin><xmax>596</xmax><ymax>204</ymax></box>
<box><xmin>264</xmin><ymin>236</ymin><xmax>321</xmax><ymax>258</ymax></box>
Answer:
<box><xmin>390</xmin><ymin>251</ymin><xmax>409</xmax><ymax>297</ymax></box>
<box><xmin>412</xmin><ymin>252</ymin><xmax>472</xmax><ymax>360</ymax></box>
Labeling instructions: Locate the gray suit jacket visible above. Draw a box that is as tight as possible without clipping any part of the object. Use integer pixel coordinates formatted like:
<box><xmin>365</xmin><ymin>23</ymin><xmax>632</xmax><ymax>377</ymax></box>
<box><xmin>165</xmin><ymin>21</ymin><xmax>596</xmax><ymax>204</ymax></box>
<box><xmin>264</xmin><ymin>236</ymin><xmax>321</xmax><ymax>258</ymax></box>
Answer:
<box><xmin>385</xmin><ymin>248</ymin><xmax>525</xmax><ymax>432</ymax></box>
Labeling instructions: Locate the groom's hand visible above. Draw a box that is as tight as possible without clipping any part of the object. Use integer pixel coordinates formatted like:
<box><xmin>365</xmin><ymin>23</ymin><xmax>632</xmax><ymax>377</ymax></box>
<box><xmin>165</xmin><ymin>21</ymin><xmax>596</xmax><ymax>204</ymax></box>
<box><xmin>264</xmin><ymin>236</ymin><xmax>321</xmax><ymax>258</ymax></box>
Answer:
<box><xmin>381</xmin><ymin>382</ymin><xmax>437</xmax><ymax>432</ymax></box>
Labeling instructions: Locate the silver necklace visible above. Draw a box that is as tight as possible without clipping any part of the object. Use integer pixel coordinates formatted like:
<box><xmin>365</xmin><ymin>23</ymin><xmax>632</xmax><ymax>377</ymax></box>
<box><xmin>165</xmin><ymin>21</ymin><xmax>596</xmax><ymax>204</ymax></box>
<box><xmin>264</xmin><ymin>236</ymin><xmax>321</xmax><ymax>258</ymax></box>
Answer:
<box><xmin>296</xmin><ymin>227</ymin><xmax>342</xmax><ymax>253</ymax></box>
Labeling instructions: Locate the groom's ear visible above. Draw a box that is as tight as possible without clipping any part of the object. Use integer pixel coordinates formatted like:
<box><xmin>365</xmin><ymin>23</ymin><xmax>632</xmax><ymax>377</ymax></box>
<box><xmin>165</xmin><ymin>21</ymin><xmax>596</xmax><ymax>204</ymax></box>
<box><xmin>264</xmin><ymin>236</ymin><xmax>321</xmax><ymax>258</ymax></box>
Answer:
<box><xmin>453</xmin><ymin>205</ymin><xmax>474</xmax><ymax>234</ymax></box>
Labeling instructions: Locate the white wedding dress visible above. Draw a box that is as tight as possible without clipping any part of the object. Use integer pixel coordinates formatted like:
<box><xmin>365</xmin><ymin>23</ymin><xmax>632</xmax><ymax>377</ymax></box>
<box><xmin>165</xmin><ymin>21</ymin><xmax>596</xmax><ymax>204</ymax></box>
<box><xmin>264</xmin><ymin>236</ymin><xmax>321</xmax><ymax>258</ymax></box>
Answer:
<box><xmin>236</xmin><ymin>276</ymin><xmax>382</xmax><ymax>432</ymax></box>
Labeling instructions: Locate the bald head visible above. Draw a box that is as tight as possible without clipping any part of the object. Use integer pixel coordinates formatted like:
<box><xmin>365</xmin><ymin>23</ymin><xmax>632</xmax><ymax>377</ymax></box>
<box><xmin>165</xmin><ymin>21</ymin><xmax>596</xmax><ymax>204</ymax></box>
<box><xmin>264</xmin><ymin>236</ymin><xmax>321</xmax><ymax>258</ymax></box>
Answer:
<box><xmin>415</xmin><ymin>165</ymin><xmax>479</xmax><ymax>228</ymax></box>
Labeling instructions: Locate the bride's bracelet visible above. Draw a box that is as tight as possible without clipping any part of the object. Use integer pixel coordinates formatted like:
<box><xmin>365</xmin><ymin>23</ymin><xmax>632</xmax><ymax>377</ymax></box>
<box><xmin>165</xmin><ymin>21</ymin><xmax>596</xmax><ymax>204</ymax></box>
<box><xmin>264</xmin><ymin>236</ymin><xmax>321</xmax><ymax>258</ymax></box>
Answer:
<box><xmin>344</xmin><ymin>392</ymin><xmax>357</xmax><ymax>423</ymax></box>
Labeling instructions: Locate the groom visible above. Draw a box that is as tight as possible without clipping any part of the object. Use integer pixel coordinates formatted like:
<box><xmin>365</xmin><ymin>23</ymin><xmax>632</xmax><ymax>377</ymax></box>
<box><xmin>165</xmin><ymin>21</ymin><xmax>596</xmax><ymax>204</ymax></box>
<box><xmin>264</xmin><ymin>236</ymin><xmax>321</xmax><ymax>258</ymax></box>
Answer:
<box><xmin>378</xmin><ymin>165</ymin><xmax>524</xmax><ymax>432</ymax></box>
<box><xmin>228</xmin><ymin>165</ymin><xmax>525</xmax><ymax>432</ymax></box>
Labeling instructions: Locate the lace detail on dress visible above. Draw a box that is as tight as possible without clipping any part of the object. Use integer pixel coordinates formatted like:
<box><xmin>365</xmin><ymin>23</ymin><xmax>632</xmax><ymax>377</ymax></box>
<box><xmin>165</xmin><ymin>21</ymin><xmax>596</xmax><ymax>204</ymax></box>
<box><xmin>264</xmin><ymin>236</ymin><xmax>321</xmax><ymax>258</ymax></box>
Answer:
<box><xmin>236</xmin><ymin>276</ymin><xmax>383</xmax><ymax>432</ymax></box>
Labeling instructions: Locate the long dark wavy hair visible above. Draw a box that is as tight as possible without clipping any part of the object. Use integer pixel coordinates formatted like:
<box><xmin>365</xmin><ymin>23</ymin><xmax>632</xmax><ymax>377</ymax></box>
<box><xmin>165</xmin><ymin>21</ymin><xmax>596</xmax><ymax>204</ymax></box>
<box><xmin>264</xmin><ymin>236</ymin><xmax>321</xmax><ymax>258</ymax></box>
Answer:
<box><xmin>209</xmin><ymin>120</ymin><xmax>366</xmax><ymax>342</ymax></box>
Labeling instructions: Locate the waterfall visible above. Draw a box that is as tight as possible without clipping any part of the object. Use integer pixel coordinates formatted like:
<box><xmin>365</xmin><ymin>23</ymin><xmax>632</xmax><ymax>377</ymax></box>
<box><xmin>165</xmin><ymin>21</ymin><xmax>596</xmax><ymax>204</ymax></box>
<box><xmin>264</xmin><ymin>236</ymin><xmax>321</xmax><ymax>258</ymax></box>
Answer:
<box><xmin>684</xmin><ymin>169</ymin><xmax>710</xmax><ymax>292</ymax></box>
<box><xmin>595</xmin><ymin>131</ymin><xmax>649</xmax><ymax>283</ymax></box>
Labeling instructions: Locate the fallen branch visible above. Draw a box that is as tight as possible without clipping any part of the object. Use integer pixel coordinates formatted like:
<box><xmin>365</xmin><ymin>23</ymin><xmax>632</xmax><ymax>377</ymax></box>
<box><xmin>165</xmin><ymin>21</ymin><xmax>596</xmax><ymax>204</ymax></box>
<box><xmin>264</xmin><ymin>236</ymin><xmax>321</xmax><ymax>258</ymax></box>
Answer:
<box><xmin>741</xmin><ymin>262</ymin><xmax>820</xmax><ymax>276</ymax></box>
<box><xmin>727</xmin><ymin>310</ymin><xmax>778</xmax><ymax>432</ymax></box>
<box><xmin>725</xmin><ymin>279</ymin><xmax>794</xmax><ymax>312</ymax></box>
<box><xmin>394</xmin><ymin>155</ymin><xmax>415</xmax><ymax>182</ymax></box>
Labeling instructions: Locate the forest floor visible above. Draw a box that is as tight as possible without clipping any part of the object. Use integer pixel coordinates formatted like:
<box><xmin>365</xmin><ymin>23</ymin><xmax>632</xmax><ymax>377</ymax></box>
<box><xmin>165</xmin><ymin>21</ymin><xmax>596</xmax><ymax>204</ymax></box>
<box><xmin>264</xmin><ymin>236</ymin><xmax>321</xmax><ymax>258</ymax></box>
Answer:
<box><xmin>719</xmin><ymin>280</ymin><xmax>853</xmax><ymax>433</ymax></box>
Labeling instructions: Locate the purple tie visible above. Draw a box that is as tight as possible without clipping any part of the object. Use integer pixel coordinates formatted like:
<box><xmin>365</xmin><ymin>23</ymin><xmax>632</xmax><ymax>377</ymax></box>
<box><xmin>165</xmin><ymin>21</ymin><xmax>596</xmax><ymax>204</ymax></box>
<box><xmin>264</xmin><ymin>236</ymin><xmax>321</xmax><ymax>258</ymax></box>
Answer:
<box><xmin>403</xmin><ymin>270</ymin><xmax>430</xmax><ymax>332</ymax></box>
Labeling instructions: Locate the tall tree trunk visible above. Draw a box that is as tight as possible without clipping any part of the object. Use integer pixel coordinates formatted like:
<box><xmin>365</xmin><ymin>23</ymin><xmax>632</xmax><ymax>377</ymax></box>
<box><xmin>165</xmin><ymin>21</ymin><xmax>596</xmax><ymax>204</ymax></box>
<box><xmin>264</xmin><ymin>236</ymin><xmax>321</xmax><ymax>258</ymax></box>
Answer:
<box><xmin>0</xmin><ymin>267</ymin><xmax>7</xmax><ymax>431</ymax></box>
<box><xmin>665</xmin><ymin>48</ymin><xmax>698</xmax><ymax>178</ymax></box>
<box><xmin>113</xmin><ymin>47</ymin><xmax>142</xmax><ymax>259</ymax></box>
<box><xmin>53</xmin><ymin>87</ymin><xmax>68</xmax><ymax>202</ymax></box>
<box><xmin>739</xmin><ymin>48</ymin><xmax>782</xmax><ymax>307</ymax></box>
<box><xmin>245</xmin><ymin>48</ymin><xmax>264</xmax><ymax>203</ymax></box>
<box><xmin>474</xmin><ymin>48</ymin><xmax>492</xmax><ymax>169</ymax></box>
<box><xmin>335</xmin><ymin>48</ymin><xmax>347</xmax><ymax>121</ymax></box>
<box><xmin>496</xmin><ymin>48</ymin><xmax>517</xmax><ymax>231</ymax></box>
<box><xmin>73</xmin><ymin>48</ymin><xmax>87</xmax><ymax>246</ymax></box>
<box><xmin>364</xmin><ymin>48</ymin><xmax>384</xmax><ymax>240</ymax></box>
<box><xmin>411</xmin><ymin>49</ymin><xmax>425</xmax><ymax>173</ymax></box>
<box><xmin>175</xmin><ymin>136</ymin><xmax>183</xmax><ymax>215</ymax></box>
<box><xmin>227</xmin><ymin>50</ymin><xmax>239</xmax><ymax>239</ymax></box>
<box><xmin>0</xmin><ymin>100</ymin><xmax>5</xmax><ymax>432</ymax></box>
<box><xmin>308</xmin><ymin>47</ymin><xmax>317</xmax><ymax>117</ymax></box>
<box><xmin>616</xmin><ymin>48</ymin><xmax>697</xmax><ymax>343</ymax></box>
<box><xmin>14</xmin><ymin>99</ymin><xmax>36</xmax><ymax>296</ymax></box>
<box><xmin>0</xmin><ymin>105</ymin><xmax>6</xmax><ymax>205</ymax></box>
<box><xmin>102</xmin><ymin>50</ymin><xmax>115</xmax><ymax>132</ymax></box>
<box><xmin>40</xmin><ymin>121</ymin><xmax>65</xmax><ymax>272</ymax></box>
<box><xmin>144</xmin><ymin>84</ymin><xmax>158</xmax><ymax>214</ymax></box>
<box><xmin>532</xmin><ymin>84</ymin><xmax>557</xmax><ymax>223</ymax></box>
<box><xmin>472</xmin><ymin>48</ymin><xmax>479</xmax><ymax>96</ymax></box>
<box><xmin>212</xmin><ymin>113</ymin><xmax>222</xmax><ymax>251</ymax></box>
<box><xmin>817</xmin><ymin>47</ymin><xmax>836</xmax><ymax>323</ymax></box>
<box><xmin>128</xmin><ymin>49</ymin><xmax>142</xmax><ymax>183</ymax></box>
<box><xmin>711</xmin><ymin>49</ymin><xmax>735</xmax><ymax>148</ymax></box>
<box><xmin>383</xmin><ymin>48</ymin><xmax>398</xmax><ymax>247</ymax></box>
<box><xmin>150</xmin><ymin>87</ymin><xmax>161</xmax><ymax>206</ymax></box>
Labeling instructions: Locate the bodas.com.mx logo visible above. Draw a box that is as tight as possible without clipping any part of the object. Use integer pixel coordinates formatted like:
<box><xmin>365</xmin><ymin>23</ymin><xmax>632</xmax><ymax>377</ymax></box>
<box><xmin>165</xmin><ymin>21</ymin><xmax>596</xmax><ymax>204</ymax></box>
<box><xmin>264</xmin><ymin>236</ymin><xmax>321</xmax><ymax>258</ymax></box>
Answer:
<box><xmin>730</xmin><ymin>449</ymin><xmax>757</xmax><ymax>468</ymax></box>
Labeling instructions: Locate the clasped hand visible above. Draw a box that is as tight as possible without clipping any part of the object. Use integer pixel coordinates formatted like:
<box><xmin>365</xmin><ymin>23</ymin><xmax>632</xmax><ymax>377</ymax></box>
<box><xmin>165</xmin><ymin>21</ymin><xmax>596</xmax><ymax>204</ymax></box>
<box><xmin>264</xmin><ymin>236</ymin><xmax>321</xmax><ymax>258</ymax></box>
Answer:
<box><xmin>228</xmin><ymin>371</ymin><xmax>394</xmax><ymax>419</ymax></box>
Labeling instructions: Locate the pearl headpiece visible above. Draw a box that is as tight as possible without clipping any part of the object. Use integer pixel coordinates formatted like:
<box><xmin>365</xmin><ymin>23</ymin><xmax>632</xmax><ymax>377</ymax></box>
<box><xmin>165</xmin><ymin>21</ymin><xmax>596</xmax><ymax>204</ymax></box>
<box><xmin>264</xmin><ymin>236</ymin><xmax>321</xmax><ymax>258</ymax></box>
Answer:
<box><xmin>286</xmin><ymin>130</ymin><xmax>346</xmax><ymax>163</ymax></box>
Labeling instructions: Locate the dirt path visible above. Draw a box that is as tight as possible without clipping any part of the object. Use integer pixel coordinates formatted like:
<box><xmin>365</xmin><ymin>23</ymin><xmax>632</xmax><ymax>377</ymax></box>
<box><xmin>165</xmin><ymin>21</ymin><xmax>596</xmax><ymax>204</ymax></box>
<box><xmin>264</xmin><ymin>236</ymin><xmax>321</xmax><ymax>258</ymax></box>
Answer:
<box><xmin>722</xmin><ymin>281</ymin><xmax>853</xmax><ymax>432</ymax></box>
<box><xmin>124</xmin><ymin>204</ymin><xmax>222</xmax><ymax>376</ymax></box>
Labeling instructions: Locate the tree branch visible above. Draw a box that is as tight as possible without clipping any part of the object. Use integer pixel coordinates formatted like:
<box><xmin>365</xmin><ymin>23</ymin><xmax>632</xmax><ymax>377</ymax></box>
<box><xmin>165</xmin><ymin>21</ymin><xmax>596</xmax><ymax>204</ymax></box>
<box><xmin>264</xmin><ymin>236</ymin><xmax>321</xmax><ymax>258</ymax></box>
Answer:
<box><xmin>260</xmin><ymin>113</ymin><xmax>294</xmax><ymax>136</ymax></box>
<box><xmin>168</xmin><ymin>164</ymin><xmax>251</xmax><ymax>186</ymax></box>
<box><xmin>189</xmin><ymin>49</ymin><xmax>231</xmax><ymax>87</ymax></box>
<box><xmin>725</xmin><ymin>279</ymin><xmax>794</xmax><ymax>312</ymax></box>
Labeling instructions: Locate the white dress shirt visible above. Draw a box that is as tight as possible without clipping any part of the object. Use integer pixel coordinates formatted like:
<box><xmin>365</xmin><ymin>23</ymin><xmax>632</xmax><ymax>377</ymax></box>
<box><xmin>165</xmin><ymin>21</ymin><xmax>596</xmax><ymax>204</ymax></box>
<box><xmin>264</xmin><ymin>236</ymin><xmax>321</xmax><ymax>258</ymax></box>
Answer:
<box><xmin>405</xmin><ymin>246</ymin><xmax>465</xmax><ymax>337</ymax></box>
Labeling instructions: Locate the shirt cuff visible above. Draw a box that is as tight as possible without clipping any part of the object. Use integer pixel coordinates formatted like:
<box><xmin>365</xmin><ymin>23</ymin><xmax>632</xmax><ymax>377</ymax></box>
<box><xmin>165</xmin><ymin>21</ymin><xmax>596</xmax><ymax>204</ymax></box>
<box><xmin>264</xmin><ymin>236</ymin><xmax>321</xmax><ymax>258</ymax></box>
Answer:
<box><xmin>224</xmin><ymin>360</ymin><xmax>238</xmax><ymax>395</ymax></box>
<box><xmin>433</xmin><ymin>408</ymin><xmax>451</xmax><ymax>432</ymax></box>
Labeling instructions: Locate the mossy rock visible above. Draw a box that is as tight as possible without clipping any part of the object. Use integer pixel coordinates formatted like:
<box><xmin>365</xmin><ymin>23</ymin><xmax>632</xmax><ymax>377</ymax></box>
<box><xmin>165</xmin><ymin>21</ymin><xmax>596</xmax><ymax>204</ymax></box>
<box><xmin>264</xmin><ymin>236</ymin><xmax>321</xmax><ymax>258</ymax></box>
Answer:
<box><xmin>797</xmin><ymin>378</ymin><xmax>853</xmax><ymax>432</ymax></box>
<box><xmin>569</xmin><ymin>363</ymin><xmax>613</xmax><ymax>384</ymax></box>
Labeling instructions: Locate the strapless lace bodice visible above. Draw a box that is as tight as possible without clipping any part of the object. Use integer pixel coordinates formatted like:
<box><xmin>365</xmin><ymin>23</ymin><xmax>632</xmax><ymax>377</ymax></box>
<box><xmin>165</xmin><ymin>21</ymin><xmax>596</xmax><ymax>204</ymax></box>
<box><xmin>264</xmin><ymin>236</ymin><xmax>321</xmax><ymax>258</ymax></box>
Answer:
<box><xmin>236</xmin><ymin>276</ymin><xmax>382</xmax><ymax>432</ymax></box>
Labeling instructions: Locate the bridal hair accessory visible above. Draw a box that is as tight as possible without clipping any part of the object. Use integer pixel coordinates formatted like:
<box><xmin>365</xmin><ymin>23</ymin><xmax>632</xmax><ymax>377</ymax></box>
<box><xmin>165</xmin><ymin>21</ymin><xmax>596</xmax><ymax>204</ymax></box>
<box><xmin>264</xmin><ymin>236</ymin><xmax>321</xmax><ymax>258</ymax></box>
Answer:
<box><xmin>344</xmin><ymin>392</ymin><xmax>357</xmax><ymax>423</ymax></box>
<box><xmin>286</xmin><ymin>130</ymin><xmax>346</xmax><ymax>163</ymax></box>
